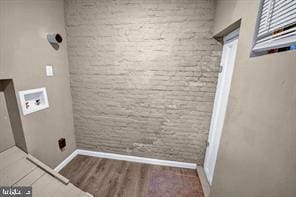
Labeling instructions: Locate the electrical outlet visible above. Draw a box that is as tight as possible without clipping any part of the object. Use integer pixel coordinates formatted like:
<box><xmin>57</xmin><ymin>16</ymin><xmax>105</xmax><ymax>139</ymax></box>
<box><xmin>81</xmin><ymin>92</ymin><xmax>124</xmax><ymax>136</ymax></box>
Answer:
<box><xmin>58</xmin><ymin>138</ymin><xmax>66</xmax><ymax>151</ymax></box>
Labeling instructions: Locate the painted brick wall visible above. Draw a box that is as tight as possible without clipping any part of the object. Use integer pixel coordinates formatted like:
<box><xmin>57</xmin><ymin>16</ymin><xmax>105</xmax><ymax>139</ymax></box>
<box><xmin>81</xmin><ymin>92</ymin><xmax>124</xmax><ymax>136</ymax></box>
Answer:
<box><xmin>65</xmin><ymin>0</ymin><xmax>221</xmax><ymax>164</ymax></box>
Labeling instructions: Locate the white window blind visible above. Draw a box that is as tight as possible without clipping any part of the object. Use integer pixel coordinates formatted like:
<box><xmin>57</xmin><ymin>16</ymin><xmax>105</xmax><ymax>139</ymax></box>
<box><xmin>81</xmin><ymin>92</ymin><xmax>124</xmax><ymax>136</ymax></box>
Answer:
<box><xmin>253</xmin><ymin>0</ymin><xmax>296</xmax><ymax>52</ymax></box>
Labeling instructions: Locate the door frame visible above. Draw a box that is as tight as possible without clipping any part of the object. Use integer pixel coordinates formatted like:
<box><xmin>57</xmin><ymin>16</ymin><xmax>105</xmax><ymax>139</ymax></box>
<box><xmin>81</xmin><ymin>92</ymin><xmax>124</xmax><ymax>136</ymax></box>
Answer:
<box><xmin>203</xmin><ymin>28</ymin><xmax>240</xmax><ymax>185</ymax></box>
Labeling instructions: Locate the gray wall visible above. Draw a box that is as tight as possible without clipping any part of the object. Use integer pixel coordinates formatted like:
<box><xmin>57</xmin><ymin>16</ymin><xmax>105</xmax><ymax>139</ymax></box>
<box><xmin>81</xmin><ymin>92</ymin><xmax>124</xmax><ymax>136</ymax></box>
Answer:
<box><xmin>0</xmin><ymin>0</ymin><xmax>76</xmax><ymax>168</ymax></box>
<box><xmin>65</xmin><ymin>0</ymin><xmax>221</xmax><ymax>163</ymax></box>
<box><xmin>0</xmin><ymin>91</ymin><xmax>15</xmax><ymax>152</ymax></box>
<box><xmin>210</xmin><ymin>0</ymin><xmax>296</xmax><ymax>197</ymax></box>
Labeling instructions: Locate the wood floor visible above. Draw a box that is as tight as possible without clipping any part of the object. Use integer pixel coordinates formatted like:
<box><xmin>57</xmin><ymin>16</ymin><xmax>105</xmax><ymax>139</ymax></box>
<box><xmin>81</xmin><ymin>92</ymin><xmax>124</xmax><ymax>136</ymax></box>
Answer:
<box><xmin>60</xmin><ymin>155</ymin><xmax>204</xmax><ymax>197</ymax></box>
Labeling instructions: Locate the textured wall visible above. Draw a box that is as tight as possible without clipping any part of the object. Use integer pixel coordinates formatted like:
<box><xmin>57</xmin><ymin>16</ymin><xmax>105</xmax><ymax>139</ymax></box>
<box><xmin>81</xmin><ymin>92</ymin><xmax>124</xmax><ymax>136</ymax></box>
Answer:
<box><xmin>65</xmin><ymin>0</ymin><xmax>221</xmax><ymax>164</ymax></box>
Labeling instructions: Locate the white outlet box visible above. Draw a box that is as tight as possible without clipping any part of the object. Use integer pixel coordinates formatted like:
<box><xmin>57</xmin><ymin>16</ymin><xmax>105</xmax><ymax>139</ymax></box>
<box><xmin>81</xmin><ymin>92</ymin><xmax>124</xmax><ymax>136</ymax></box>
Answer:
<box><xmin>19</xmin><ymin>88</ymin><xmax>49</xmax><ymax>115</ymax></box>
<box><xmin>46</xmin><ymin>65</ymin><xmax>54</xmax><ymax>76</ymax></box>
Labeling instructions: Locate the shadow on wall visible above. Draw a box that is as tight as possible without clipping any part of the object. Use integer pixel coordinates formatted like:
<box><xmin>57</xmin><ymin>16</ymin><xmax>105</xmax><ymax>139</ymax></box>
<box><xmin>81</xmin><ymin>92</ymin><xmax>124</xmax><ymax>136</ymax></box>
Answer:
<box><xmin>0</xmin><ymin>79</ymin><xmax>27</xmax><ymax>152</ymax></box>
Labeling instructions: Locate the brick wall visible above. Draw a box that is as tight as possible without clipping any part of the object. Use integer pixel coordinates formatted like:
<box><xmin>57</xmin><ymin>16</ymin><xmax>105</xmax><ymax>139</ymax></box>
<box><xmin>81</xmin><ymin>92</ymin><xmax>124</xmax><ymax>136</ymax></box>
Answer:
<box><xmin>65</xmin><ymin>0</ymin><xmax>221</xmax><ymax>164</ymax></box>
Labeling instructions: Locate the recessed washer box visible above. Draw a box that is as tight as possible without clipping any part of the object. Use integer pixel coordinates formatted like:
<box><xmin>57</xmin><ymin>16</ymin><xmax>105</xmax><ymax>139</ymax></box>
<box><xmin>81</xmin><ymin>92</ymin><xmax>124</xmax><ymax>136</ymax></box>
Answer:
<box><xmin>19</xmin><ymin>87</ymin><xmax>49</xmax><ymax>115</ymax></box>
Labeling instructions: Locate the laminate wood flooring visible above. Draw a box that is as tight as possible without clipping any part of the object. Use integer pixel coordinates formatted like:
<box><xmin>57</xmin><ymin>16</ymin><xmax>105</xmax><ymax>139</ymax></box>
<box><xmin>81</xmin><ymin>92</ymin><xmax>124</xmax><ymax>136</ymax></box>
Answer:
<box><xmin>60</xmin><ymin>155</ymin><xmax>204</xmax><ymax>197</ymax></box>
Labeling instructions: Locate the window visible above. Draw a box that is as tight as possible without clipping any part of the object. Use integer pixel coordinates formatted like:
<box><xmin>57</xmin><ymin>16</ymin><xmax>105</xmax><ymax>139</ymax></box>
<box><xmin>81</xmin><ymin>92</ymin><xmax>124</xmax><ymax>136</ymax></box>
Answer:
<box><xmin>253</xmin><ymin>0</ymin><xmax>296</xmax><ymax>54</ymax></box>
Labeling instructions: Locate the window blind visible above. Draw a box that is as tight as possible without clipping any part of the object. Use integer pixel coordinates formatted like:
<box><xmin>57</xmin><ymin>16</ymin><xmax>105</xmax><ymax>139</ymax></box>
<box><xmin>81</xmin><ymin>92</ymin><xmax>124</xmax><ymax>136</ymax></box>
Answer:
<box><xmin>253</xmin><ymin>0</ymin><xmax>296</xmax><ymax>52</ymax></box>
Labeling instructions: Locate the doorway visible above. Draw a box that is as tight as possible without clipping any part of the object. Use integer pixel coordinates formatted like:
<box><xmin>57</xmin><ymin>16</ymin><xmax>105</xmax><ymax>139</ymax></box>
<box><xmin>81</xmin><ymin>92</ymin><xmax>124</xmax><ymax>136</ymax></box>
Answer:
<box><xmin>0</xmin><ymin>79</ymin><xmax>27</xmax><ymax>153</ymax></box>
<box><xmin>204</xmin><ymin>29</ymin><xmax>240</xmax><ymax>185</ymax></box>
<box><xmin>0</xmin><ymin>90</ymin><xmax>14</xmax><ymax>152</ymax></box>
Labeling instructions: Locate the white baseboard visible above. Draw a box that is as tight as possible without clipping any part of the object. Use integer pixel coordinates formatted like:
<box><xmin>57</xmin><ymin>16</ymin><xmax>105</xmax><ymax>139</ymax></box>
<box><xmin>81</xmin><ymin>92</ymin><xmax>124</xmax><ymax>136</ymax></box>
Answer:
<box><xmin>54</xmin><ymin>149</ymin><xmax>197</xmax><ymax>172</ymax></box>
<box><xmin>197</xmin><ymin>166</ymin><xmax>210</xmax><ymax>197</ymax></box>
<box><xmin>54</xmin><ymin>150</ymin><xmax>79</xmax><ymax>172</ymax></box>
<box><xmin>77</xmin><ymin>149</ymin><xmax>197</xmax><ymax>169</ymax></box>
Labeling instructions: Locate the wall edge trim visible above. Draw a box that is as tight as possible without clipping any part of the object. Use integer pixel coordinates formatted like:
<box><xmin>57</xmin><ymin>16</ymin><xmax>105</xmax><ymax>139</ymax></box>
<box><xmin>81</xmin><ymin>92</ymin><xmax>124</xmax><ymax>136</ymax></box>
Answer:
<box><xmin>54</xmin><ymin>150</ymin><xmax>79</xmax><ymax>172</ymax></box>
<box><xmin>77</xmin><ymin>149</ymin><xmax>197</xmax><ymax>169</ymax></box>
<box><xmin>54</xmin><ymin>149</ymin><xmax>197</xmax><ymax>171</ymax></box>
